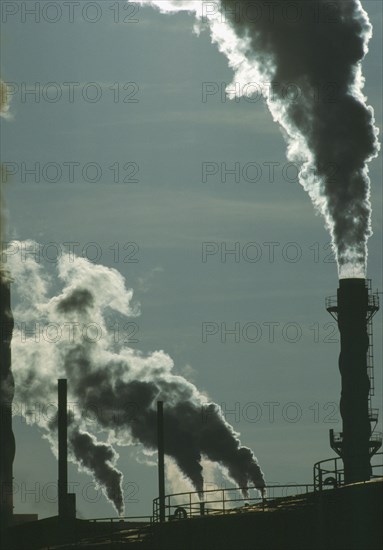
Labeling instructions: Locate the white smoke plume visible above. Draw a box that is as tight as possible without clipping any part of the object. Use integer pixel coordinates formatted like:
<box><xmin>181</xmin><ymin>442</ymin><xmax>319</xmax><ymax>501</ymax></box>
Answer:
<box><xmin>0</xmin><ymin>80</ymin><xmax>11</xmax><ymax>120</ymax></box>
<box><xmin>8</xmin><ymin>242</ymin><xmax>265</xmax><ymax>515</ymax></box>
<box><xmin>1</xmin><ymin>80</ymin><xmax>13</xmax><ymax>266</ymax></box>
<box><xmin>137</xmin><ymin>0</ymin><xmax>380</xmax><ymax>278</ymax></box>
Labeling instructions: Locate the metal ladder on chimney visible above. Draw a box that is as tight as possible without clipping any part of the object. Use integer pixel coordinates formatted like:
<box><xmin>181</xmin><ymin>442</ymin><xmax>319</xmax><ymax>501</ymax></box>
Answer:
<box><xmin>367</xmin><ymin>316</ymin><xmax>377</xmax><ymax>426</ymax></box>
<box><xmin>366</xmin><ymin>280</ymin><xmax>381</xmax><ymax>454</ymax></box>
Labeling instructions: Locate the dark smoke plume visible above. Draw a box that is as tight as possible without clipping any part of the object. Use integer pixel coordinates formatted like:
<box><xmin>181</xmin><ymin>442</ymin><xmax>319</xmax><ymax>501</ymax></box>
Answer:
<box><xmin>63</xmin><ymin>343</ymin><xmax>264</xmax><ymax>497</ymax></box>
<box><xmin>139</xmin><ymin>0</ymin><xmax>379</xmax><ymax>277</ymax></box>
<box><xmin>48</xmin><ymin>410</ymin><xmax>125</xmax><ymax>515</ymax></box>
<box><xmin>9</xmin><ymin>243</ymin><xmax>265</xmax><ymax>514</ymax></box>
<box><xmin>57</xmin><ymin>288</ymin><xmax>95</xmax><ymax>314</ymax></box>
<box><xmin>69</xmin><ymin>427</ymin><xmax>125</xmax><ymax>515</ymax></box>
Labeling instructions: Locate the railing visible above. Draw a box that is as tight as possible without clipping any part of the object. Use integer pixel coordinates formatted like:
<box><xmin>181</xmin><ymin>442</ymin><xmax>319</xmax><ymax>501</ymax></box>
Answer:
<box><xmin>368</xmin><ymin>292</ymin><xmax>380</xmax><ymax>311</ymax></box>
<box><xmin>88</xmin><ymin>515</ymin><xmax>153</xmax><ymax>525</ymax></box>
<box><xmin>153</xmin><ymin>484</ymin><xmax>314</xmax><ymax>523</ymax></box>
<box><xmin>313</xmin><ymin>452</ymin><xmax>383</xmax><ymax>491</ymax></box>
<box><xmin>325</xmin><ymin>296</ymin><xmax>338</xmax><ymax>310</ymax></box>
<box><xmin>313</xmin><ymin>456</ymin><xmax>344</xmax><ymax>490</ymax></box>
<box><xmin>154</xmin><ymin>455</ymin><xmax>383</xmax><ymax>522</ymax></box>
<box><xmin>369</xmin><ymin>409</ymin><xmax>379</xmax><ymax>423</ymax></box>
<box><xmin>330</xmin><ymin>430</ymin><xmax>382</xmax><ymax>455</ymax></box>
<box><xmin>325</xmin><ymin>285</ymin><xmax>379</xmax><ymax>314</ymax></box>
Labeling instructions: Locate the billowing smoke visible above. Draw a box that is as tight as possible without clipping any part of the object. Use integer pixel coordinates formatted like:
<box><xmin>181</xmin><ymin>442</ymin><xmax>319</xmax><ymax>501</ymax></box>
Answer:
<box><xmin>46</xmin><ymin>409</ymin><xmax>125</xmax><ymax>514</ymax></box>
<box><xmin>0</xmin><ymin>80</ymin><xmax>11</xmax><ymax>119</ymax></box>
<box><xmin>69</xmin><ymin>425</ymin><xmax>125</xmax><ymax>515</ymax></box>
<box><xmin>1</xmin><ymin>80</ymin><xmax>12</xmax><ymax>261</ymax></box>
<box><xmin>8</xmin><ymin>242</ymin><xmax>265</xmax><ymax>514</ymax></box>
<box><xmin>138</xmin><ymin>0</ymin><xmax>380</xmax><ymax>278</ymax></box>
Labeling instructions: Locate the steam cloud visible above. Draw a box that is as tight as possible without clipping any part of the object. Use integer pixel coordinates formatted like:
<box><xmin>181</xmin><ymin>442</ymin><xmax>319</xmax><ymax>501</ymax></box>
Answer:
<box><xmin>138</xmin><ymin>0</ymin><xmax>380</xmax><ymax>278</ymax></box>
<box><xmin>69</xmin><ymin>424</ymin><xmax>125</xmax><ymax>515</ymax></box>
<box><xmin>0</xmin><ymin>80</ymin><xmax>11</xmax><ymax>119</ymax></box>
<box><xmin>1</xmin><ymin>80</ymin><xmax>12</xmax><ymax>262</ymax></box>
<box><xmin>8</xmin><ymin>242</ymin><xmax>265</xmax><ymax>515</ymax></box>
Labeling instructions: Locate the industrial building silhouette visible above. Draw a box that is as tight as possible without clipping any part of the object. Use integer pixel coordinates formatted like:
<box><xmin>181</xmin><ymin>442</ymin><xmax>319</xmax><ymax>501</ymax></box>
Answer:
<box><xmin>0</xmin><ymin>273</ymin><xmax>382</xmax><ymax>549</ymax></box>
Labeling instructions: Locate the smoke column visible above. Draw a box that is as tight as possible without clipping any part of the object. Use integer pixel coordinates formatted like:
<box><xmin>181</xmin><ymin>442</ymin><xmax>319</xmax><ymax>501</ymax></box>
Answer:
<box><xmin>1</xmin><ymin>80</ymin><xmax>12</xmax><ymax>255</ymax></box>
<box><xmin>138</xmin><ymin>0</ymin><xmax>380</xmax><ymax>278</ymax></box>
<box><xmin>0</xmin><ymin>81</ymin><xmax>10</xmax><ymax>118</ymax></box>
<box><xmin>7</xmin><ymin>242</ymin><xmax>265</xmax><ymax>514</ymax></box>
<box><xmin>66</xmin><ymin>419</ymin><xmax>125</xmax><ymax>516</ymax></box>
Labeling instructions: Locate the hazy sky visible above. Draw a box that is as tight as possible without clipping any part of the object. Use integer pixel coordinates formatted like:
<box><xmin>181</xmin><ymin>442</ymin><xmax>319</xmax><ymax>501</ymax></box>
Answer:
<box><xmin>1</xmin><ymin>1</ymin><xmax>382</xmax><ymax>519</ymax></box>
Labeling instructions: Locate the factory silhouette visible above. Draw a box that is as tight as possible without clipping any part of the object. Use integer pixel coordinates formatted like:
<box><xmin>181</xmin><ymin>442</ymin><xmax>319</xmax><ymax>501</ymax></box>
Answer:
<box><xmin>1</xmin><ymin>1</ymin><xmax>382</xmax><ymax>548</ymax></box>
<box><xmin>0</xmin><ymin>265</ymin><xmax>382</xmax><ymax>549</ymax></box>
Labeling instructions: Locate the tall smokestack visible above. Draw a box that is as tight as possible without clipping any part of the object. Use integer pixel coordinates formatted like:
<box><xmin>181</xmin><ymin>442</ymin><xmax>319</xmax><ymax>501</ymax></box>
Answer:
<box><xmin>58</xmin><ymin>379</ymin><xmax>68</xmax><ymax>518</ymax></box>
<box><xmin>1</xmin><ymin>80</ymin><xmax>15</xmax><ymax>532</ymax></box>
<box><xmin>157</xmin><ymin>400</ymin><xmax>165</xmax><ymax>523</ymax></box>
<box><xmin>327</xmin><ymin>278</ymin><xmax>380</xmax><ymax>483</ymax></box>
<box><xmin>337</xmin><ymin>279</ymin><xmax>370</xmax><ymax>482</ymax></box>
<box><xmin>0</xmin><ymin>271</ymin><xmax>15</xmax><ymax>530</ymax></box>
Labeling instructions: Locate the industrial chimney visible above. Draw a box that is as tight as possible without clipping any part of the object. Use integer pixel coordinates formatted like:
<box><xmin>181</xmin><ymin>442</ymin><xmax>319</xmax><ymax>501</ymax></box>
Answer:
<box><xmin>58</xmin><ymin>379</ymin><xmax>68</xmax><ymax>519</ymax></box>
<box><xmin>157</xmin><ymin>400</ymin><xmax>165</xmax><ymax>523</ymax></box>
<box><xmin>57</xmin><ymin>379</ymin><xmax>76</xmax><ymax>520</ymax></box>
<box><xmin>0</xmin><ymin>271</ymin><xmax>15</xmax><ymax>530</ymax></box>
<box><xmin>327</xmin><ymin>278</ymin><xmax>381</xmax><ymax>484</ymax></box>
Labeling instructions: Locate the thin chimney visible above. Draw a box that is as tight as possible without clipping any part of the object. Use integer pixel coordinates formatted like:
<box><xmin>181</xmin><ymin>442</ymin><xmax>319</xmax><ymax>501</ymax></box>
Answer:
<box><xmin>58</xmin><ymin>379</ymin><xmax>68</xmax><ymax>518</ymax></box>
<box><xmin>0</xmin><ymin>272</ymin><xmax>15</xmax><ymax>531</ymax></box>
<box><xmin>157</xmin><ymin>400</ymin><xmax>165</xmax><ymax>522</ymax></box>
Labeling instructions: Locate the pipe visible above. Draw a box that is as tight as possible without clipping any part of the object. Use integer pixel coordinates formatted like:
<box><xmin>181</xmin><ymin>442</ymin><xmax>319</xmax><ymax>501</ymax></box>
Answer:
<box><xmin>0</xmin><ymin>273</ymin><xmax>15</xmax><ymax>531</ymax></box>
<box><xmin>337</xmin><ymin>278</ymin><xmax>371</xmax><ymax>483</ymax></box>
<box><xmin>58</xmin><ymin>379</ymin><xmax>68</xmax><ymax>518</ymax></box>
<box><xmin>157</xmin><ymin>401</ymin><xmax>165</xmax><ymax>522</ymax></box>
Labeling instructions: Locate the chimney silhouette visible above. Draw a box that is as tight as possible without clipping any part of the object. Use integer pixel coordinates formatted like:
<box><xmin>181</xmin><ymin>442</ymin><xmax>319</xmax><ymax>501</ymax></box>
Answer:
<box><xmin>0</xmin><ymin>272</ymin><xmax>15</xmax><ymax>530</ymax></box>
<box><xmin>57</xmin><ymin>379</ymin><xmax>76</xmax><ymax>521</ymax></box>
<box><xmin>157</xmin><ymin>401</ymin><xmax>165</xmax><ymax>522</ymax></box>
<box><xmin>327</xmin><ymin>278</ymin><xmax>381</xmax><ymax>483</ymax></box>
<box><xmin>58</xmin><ymin>379</ymin><xmax>68</xmax><ymax>518</ymax></box>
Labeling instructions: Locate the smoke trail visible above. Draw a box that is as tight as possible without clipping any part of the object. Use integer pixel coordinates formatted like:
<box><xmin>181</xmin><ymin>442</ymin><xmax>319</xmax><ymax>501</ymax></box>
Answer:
<box><xmin>1</xmin><ymin>80</ymin><xmax>12</xmax><ymax>269</ymax></box>
<box><xmin>69</xmin><ymin>426</ymin><xmax>125</xmax><ymax>516</ymax></box>
<box><xmin>0</xmin><ymin>80</ymin><xmax>11</xmax><ymax>119</ymax></box>
<box><xmin>46</xmin><ymin>410</ymin><xmax>125</xmax><ymax>515</ymax></box>
<box><xmin>8</xmin><ymin>242</ymin><xmax>265</xmax><ymax>514</ymax></box>
<box><xmin>138</xmin><ymin>0</ymin><xmax>380</xmax><ymax>278</ymax></box>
